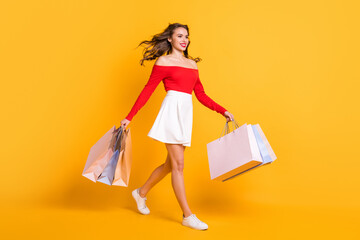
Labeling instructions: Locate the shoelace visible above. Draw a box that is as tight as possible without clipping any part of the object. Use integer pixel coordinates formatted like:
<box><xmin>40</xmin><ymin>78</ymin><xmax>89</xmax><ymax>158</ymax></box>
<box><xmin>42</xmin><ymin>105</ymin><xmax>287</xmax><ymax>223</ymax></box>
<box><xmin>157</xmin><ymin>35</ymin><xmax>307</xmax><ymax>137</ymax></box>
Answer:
<box><xmin>140</xmin><ymin>197</ymin><xmax>147</xmax><ymax>208</ymax></box>
<box><xmin>191</xmin><ymin>214</ymin><xmax>202</xmax><ymax>224</ymax></box>
<box><xmin>137</xmin><ymin>189</ymin><xmax>148</xmax><ymax>209</ymax></box>
<box><xmin>140</xmin><ymin>201</ymin><xmax>148</xmax><ymax>210</ymax></box>
<box><xmin>140</xmin><ymin>198</ymin><xmax>147</xmax><ymax>207</ymax></box>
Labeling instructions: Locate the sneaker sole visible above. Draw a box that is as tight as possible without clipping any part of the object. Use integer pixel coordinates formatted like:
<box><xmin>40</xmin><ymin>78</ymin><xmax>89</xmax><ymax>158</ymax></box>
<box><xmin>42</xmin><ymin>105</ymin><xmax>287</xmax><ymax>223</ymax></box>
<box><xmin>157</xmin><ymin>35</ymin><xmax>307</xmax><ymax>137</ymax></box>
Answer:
<box><xmin>182</xmin><ymin>222</ymin><xmax>208</xmax><ymax>230</ymax></box>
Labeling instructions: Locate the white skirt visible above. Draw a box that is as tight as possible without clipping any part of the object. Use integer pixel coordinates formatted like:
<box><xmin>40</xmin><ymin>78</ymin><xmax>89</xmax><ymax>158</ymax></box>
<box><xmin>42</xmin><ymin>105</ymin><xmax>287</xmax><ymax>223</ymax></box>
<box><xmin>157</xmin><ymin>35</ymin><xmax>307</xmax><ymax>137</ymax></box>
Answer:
<box><xmin>147</xmin><ymin>90</ymin><xmax>193</xmax><ymax>147</ymax></box>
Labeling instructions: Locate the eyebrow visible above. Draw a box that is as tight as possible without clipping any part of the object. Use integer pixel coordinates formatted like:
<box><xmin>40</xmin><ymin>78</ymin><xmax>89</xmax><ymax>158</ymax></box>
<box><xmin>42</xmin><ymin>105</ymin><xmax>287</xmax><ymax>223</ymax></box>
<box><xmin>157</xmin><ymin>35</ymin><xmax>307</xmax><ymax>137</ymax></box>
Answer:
<box><xmin>177</xmin><ymin>34</ymin><xmax>189</xmax><ymax>36</ymax></box>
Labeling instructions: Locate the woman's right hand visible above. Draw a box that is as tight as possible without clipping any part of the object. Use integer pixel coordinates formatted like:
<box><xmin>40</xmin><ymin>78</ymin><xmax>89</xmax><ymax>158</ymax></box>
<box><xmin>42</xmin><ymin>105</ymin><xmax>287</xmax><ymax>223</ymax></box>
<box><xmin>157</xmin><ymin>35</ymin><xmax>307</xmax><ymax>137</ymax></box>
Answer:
<box><xmin>120</xmin><ymin>118</ymin><xmax>130</xmax><ymax>129</ymax></box>
<box><xmin>224</xmin><ymin>111</ymin><xmax>234</xmax><ymax>122</ymax></box>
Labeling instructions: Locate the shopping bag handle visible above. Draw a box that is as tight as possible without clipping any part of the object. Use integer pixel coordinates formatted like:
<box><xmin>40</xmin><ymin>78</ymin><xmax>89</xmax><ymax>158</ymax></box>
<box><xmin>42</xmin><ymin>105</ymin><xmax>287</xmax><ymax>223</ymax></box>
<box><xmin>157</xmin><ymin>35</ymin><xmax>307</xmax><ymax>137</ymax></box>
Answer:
<box><xmin>112</xmin><ymin>125</ymin><xmax>124</xmax><ymax>151</ymax></box>
<box><xmin>219</xmin><ymin>119</ymin><xmax>240</xmax><ymax>139</ymax></box>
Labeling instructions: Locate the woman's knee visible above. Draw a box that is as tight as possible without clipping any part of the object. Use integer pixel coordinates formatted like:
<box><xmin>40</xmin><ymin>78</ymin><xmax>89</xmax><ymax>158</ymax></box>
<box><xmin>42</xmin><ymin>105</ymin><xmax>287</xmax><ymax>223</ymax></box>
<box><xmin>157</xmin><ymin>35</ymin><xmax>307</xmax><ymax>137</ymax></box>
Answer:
<box><xmin>163</xmin><ymin>154</ymin><xmax>172</xmax><ymax>172</ymax></box>
<box><xmin>170</xmin><ymin>156</ymin><xmax>184</xmax><ymax>172</ymax></box>
<box><xmin>165</xmin><ymin>143</ymin><xmax>185</xmax><ymax>173</ymax></box>
<box><xmin>172</xmin><ymin>163</ymin><xmax>184</xmax><ymax>173</ymax></box>
<box><xmin>164</xmin><ymin>156</ymin><xmax>183</xmax><ymax>173</ymax></box>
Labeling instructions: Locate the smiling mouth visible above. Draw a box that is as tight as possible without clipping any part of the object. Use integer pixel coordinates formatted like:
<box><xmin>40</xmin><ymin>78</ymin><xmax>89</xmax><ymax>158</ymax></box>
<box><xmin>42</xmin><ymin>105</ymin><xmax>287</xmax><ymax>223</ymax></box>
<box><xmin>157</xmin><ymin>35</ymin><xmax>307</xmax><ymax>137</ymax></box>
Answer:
<box><xmin>180</xmin><ymin>43</ymin><xmax>186</xmax><ymax>47</ymax></box>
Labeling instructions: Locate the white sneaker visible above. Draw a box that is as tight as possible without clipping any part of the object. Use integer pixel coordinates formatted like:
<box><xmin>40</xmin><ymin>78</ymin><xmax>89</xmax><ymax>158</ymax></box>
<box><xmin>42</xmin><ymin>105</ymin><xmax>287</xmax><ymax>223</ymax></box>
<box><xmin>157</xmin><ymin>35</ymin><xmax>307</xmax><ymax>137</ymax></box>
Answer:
<box><xmin>182</xmin><ymin>214</ymin><xmax>208</xmax><ymax>230</ymax></box>
<box><xmin>131</xmin><ymin>188</ymin><xmax>150</xmax><ymax>215</ymax></box>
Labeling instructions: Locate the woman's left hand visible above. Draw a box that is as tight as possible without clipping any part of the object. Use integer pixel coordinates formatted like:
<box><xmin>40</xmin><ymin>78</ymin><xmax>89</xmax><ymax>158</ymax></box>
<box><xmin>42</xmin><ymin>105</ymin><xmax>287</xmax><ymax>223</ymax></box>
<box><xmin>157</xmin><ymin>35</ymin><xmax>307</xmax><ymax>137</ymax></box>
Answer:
<box><xmin>224</xmin><ymin>111</ymin><xmax>234</xmax><ymax>122</ymax></box>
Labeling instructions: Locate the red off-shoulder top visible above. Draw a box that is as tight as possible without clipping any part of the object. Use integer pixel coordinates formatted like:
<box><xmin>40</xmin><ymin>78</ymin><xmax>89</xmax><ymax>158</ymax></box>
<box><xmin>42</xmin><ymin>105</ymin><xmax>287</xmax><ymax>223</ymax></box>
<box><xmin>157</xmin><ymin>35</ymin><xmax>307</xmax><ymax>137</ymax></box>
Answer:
<box><xmin>125</xmin><ymin>64</ymin><xmax>227</xmax><ymax>121</ymax></box>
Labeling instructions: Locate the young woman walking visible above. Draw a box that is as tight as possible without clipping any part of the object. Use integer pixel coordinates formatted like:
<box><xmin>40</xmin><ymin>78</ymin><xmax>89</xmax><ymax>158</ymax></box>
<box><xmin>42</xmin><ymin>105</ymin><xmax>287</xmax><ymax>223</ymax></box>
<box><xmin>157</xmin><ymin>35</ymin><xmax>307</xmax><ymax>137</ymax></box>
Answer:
<box><xmin>120</xmin><ymin>23</ymin><xmax>234</xmax><ymax>230</ymax></box>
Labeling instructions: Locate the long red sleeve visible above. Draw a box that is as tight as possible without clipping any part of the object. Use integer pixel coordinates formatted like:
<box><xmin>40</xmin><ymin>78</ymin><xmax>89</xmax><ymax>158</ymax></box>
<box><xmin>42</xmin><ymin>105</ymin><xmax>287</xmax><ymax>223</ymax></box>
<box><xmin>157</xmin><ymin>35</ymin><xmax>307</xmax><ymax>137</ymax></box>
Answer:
<box><xmin>125</xmin><ymin>65</ymin><xmax>166</xmax><ymax>121</ymax></box>
<box><xmin>193</xmin><ymin>74</ymin><xmax>227</xmax><ymax>116</ymax></box>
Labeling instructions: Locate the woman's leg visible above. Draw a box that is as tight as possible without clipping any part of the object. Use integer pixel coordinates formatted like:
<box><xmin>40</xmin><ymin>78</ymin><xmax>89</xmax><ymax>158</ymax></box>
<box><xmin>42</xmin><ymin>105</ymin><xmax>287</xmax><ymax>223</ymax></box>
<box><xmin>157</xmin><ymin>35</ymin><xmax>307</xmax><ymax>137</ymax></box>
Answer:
<box><xmin>138</xmin><ymin>152</ymin><xmax>172</xmax><ymax>198</ymax></box>
<box><xmin>165</xmin><ymin>143</ymin><xmax>192</xmax><ymax>218</ymax></box>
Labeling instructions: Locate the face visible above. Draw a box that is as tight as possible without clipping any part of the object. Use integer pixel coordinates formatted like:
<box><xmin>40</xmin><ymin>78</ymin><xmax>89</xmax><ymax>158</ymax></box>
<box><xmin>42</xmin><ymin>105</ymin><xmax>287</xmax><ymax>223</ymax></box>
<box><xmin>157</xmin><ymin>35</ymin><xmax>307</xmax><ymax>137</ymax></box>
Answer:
<box><xmin>168</xmin><ymin>27</ymin><xmax>189</xmax><ymax>51</ymax></box>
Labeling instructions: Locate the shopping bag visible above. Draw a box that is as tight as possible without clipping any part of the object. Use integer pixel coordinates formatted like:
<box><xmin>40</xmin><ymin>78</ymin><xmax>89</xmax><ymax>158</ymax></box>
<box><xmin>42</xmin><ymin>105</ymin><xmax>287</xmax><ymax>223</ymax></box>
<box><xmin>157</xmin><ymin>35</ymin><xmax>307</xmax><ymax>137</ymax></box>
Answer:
<box><xmin>97</xmin><ymin>149</ymin><xmax>120</xmax><ymax>185</ymax></box>
<box><xmin>82</xmin><ymin>125</ymin><xmax>119</xmax><ymax>182</ymax></box>
<box><xmin>207</xmin><ymin>120</ymin><xmax>263</xmax><ymax>181</ymax></box>
<box><xmin>207</xmin><ymin>119</ymin><xmax>276</xmax><ymax>181</ymax></box>
<box><xmin>112</xmin><ymin>127</ymin><xmax>132</xmax><ymax>186</ymax></box>
<box><xmin>97</xmin><ymin>126</ymin><xmax>124</xmax><ymax>185</ymax></box>
<box><xmin>254</xmin><ymin>124</ymin><xmax>277</xmax><ymax>162</ymax></box>
<box><xmin>221</xmin><ymin>123</ymin><xmax>277</xmax><ymax>181</ymax></box>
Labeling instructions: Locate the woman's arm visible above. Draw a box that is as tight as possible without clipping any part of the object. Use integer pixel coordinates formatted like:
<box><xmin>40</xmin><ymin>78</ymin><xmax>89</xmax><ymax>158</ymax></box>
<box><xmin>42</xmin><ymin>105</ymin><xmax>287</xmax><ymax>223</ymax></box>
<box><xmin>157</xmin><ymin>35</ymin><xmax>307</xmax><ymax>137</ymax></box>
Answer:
<box><xmin>125</xmin><ymin>65</ymin><xmax>166</xmax><ymax>121</ymax></box>
<box><xmin>193</xmin><ymin>73</ymin><xmax>228</xmax><ymax>116</ymax></box>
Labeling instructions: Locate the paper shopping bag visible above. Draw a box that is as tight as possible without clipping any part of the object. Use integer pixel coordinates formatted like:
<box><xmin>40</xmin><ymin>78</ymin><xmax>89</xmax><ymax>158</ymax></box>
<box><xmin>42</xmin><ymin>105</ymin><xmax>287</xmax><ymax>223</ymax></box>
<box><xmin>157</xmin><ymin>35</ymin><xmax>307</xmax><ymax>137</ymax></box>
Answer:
<box><xmin>221</xmin><ymin>123</ymin><xmax>277</xmax><ymax>181</ymax></box>
<box><xmin>97</xmin><ymin>127</ymin><xmax>124</xmax><ymax>185</ymax></box>
<box><xmin>112</xmin><ymin>127</ymin><xmax>132</xmax><ymax>186</ymax></box>
<box><xmin>207</xmin><ymin>120</ymin><xmax>263</xmax><ymax>181</ymax></box>
<box><xmin>97</xmin><ymin>149</ymin><xmax>120</xmax><ymax>185</ymax></box>
<box><xmin>254</xmin><ymin>124</ymin><xmax>277</xmax><ymax>162</ymax></box>
<box><xmin>82</xmin><ymin>125</ymin><xmax>119</xmax><ymax>182</ymax></box>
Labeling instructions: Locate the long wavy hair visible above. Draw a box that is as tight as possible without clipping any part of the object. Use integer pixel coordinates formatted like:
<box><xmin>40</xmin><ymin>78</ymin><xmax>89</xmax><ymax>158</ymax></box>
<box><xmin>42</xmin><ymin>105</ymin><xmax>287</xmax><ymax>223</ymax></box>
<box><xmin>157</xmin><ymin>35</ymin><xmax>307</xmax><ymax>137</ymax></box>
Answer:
<box><xmin>136</xmin><ymin>23</ymin><xmax>202</xmax><ymax>66</ymax></box>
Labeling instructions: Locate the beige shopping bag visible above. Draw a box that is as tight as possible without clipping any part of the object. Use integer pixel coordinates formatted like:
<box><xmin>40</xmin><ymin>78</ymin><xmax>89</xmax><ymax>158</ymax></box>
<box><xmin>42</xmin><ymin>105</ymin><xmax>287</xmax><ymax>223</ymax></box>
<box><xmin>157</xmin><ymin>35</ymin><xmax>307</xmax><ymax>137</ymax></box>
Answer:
<box><xmin>82</xmin><ymin>126</ymin><xmax>119</xmax><ymax>182</ymax></box>
<box><xmin>112</xmin><ymin>127</ymin><xmax>132</xmax><ymax>186</ymax></box>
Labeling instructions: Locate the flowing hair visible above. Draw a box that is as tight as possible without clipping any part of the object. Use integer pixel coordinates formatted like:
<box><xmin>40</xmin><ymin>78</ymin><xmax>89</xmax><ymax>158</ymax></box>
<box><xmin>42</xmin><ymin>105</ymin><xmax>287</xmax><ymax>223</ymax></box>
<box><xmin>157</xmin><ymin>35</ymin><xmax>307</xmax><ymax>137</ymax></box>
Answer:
<box><xmin>136</xmin><ymin>22</ymin><xmax>202</xmax><ymax>66</ymax></box>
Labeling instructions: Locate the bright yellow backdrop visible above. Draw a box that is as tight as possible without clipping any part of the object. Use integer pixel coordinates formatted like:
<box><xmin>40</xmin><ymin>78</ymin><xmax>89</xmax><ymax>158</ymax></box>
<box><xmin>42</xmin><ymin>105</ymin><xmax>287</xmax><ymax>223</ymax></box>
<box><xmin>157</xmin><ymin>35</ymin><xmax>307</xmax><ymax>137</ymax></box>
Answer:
<box><xmin>1</xmin><ymin>0</ymin><xmax>359</xmax><ymax>239</ymax></box>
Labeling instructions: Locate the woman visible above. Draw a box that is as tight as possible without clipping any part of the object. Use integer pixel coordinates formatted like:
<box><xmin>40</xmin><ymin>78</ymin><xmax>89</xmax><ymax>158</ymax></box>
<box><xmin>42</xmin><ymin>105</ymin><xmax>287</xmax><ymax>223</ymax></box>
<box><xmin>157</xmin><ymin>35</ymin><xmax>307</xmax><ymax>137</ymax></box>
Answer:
<box><xmin>120</xmin><ymin>23</ymin><xmax>234</xmax><ymax>230</ymax></box>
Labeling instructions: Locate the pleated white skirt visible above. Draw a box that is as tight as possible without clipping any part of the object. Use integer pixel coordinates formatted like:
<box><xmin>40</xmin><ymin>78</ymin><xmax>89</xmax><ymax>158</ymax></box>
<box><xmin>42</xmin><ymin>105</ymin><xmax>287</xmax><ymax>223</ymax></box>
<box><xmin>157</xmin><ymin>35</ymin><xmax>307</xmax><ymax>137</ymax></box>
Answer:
<box><xmin>147</xmin><ymin>90</ymin><xmax>193</xmax><ymax>147</ymax></box>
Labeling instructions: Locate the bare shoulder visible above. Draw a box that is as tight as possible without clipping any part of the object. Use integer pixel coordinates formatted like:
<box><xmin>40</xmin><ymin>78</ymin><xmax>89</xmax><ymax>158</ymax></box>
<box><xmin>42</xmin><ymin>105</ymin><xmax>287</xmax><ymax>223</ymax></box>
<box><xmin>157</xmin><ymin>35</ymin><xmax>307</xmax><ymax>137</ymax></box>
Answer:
<box><xmin>188</xmin><ymin>59</ymin><xmax>198</xmax><ymax>69</ymax></box>
<box><xmin>154</xmin><ymin>56</ymin><xmax>169</xmax><ymax>66</ymax></box>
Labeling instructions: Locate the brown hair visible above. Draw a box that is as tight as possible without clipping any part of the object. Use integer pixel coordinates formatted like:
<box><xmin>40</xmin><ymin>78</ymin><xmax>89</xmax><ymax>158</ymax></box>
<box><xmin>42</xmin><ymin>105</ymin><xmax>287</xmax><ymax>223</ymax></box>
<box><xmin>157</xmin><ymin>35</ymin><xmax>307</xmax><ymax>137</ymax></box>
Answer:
<box><xmin>136</xmin><ymin>22</ymin><xmax>202</xmax><ymax>66</ymax></box>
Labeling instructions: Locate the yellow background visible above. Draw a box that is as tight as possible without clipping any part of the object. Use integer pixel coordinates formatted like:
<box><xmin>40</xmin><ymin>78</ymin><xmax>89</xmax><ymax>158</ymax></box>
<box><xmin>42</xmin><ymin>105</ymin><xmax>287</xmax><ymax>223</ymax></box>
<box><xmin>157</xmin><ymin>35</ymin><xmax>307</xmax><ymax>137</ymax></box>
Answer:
<box><xmin>1</xmin><ymin>0</ymin><xmax>359</xmax><ymax>239</ymax></box>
